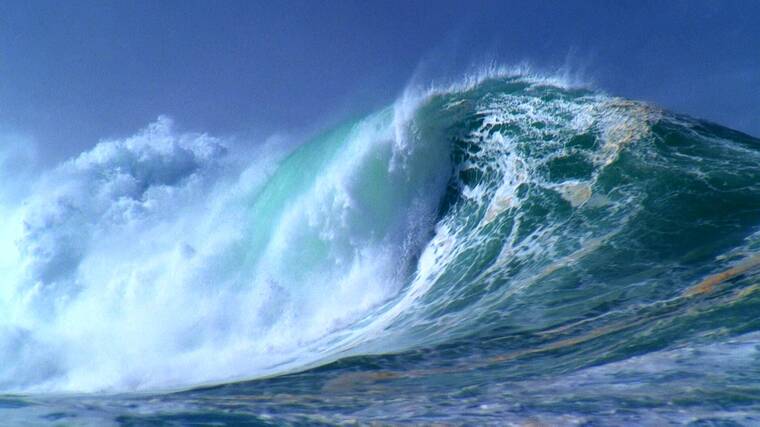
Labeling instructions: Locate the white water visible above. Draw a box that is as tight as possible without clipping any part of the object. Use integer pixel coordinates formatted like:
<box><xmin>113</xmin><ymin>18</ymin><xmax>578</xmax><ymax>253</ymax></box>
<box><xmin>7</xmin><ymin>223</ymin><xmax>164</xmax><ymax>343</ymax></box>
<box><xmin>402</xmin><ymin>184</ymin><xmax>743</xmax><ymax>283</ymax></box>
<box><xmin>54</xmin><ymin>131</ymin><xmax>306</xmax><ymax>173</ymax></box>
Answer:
<box><xmin>0</xmin><ymin>104</ymin><xmax>453</xmax><ymax>393</ymax></box>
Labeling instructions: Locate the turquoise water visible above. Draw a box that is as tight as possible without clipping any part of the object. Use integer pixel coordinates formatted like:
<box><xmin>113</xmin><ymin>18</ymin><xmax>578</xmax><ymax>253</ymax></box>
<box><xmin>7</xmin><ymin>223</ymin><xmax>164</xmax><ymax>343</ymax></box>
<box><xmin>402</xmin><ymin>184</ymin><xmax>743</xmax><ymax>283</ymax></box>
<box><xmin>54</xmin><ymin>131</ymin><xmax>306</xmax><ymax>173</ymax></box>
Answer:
<box><xmin>2</xmin><ymin>75</ymin><xmax>760</xmax><ymax>425</ymax></box>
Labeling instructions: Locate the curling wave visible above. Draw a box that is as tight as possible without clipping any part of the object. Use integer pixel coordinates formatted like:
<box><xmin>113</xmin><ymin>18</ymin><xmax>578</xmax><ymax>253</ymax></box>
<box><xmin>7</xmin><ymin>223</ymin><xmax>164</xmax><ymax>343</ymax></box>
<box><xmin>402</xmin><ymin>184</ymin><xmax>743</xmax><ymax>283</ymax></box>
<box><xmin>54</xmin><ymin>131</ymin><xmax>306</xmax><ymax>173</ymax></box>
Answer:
<box><xmin>2</xmin><ymin>72</ymin><xmax>760</xmax><ymax>399</ymax></box>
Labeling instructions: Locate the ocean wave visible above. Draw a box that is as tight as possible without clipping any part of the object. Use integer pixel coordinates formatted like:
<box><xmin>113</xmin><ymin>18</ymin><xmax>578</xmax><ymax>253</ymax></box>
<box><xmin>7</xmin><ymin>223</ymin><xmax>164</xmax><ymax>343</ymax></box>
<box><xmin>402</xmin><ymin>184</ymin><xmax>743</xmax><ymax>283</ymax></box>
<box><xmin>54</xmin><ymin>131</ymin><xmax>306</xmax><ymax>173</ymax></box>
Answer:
<box><xmin>2</xmin><ymin>72</ymin><xmax>760</xmax><ymax>397</ymax></box>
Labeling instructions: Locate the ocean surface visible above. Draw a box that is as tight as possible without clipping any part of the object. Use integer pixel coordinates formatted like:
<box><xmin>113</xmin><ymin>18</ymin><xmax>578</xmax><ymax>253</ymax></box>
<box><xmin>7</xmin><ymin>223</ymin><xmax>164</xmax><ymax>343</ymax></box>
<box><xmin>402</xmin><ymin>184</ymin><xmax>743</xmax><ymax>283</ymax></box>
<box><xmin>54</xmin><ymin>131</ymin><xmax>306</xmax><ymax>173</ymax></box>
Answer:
<box><xmin>2</xmin><ymin>72</ymin><xmax>760</xmax><ymax>425</ymax></box>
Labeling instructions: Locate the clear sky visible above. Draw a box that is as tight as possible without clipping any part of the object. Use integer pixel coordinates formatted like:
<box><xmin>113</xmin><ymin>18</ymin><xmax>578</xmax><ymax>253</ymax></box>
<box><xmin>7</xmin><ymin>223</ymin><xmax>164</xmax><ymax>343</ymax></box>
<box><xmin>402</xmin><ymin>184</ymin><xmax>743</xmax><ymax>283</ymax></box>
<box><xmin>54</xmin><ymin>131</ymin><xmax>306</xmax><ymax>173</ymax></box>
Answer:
<box><xmin>1</xmin><ymin>0</ymin><xmax>758</xmax><ymax>164</ymax></box>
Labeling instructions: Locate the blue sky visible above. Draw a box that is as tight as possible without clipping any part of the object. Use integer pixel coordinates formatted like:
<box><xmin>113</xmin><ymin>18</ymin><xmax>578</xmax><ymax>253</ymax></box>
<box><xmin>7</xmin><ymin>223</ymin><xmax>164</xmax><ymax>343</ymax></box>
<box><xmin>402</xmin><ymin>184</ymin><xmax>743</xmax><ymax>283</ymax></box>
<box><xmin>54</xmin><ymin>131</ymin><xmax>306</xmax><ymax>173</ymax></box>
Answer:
<box><xmin>1</xmin><ymin>0</ymin><xmax>758</xmax><ymax>164</ymax></box>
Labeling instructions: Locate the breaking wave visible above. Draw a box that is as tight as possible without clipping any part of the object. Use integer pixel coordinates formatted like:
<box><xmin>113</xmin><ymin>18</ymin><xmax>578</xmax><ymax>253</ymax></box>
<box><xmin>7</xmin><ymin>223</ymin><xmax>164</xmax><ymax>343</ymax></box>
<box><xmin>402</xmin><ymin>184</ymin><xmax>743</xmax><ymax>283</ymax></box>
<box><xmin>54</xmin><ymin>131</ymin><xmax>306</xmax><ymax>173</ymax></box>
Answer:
<box><xmin>2</xmin><ymin>70</ymin><xmax>760</xmax><ymax>398</ymax></box>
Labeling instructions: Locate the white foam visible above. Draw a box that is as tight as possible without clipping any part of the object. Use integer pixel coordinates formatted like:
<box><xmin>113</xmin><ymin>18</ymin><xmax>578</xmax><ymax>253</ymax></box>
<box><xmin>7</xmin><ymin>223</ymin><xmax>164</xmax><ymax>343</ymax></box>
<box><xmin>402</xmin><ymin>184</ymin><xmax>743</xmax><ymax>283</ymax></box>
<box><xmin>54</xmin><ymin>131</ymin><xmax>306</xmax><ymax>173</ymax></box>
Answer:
<box><xmin>0</xmin><ymin>101</ymin><xmax>449</xmax><ymax>393</ymax></box>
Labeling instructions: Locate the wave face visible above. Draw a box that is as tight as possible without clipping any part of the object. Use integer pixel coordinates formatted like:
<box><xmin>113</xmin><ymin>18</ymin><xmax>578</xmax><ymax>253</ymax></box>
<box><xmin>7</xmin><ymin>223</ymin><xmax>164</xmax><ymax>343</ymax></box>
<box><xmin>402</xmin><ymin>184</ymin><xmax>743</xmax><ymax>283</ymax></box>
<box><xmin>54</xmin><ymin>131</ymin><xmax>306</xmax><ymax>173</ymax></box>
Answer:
<box><xmin>2</xmin><ymin>74</ymin><xmax>760</xmax><ymax>423</ymax></box>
